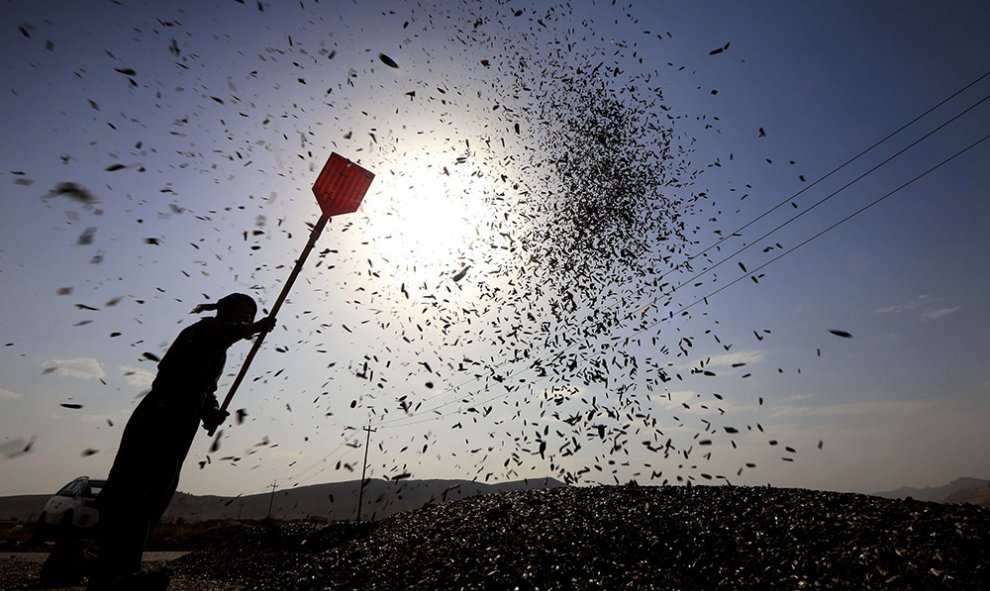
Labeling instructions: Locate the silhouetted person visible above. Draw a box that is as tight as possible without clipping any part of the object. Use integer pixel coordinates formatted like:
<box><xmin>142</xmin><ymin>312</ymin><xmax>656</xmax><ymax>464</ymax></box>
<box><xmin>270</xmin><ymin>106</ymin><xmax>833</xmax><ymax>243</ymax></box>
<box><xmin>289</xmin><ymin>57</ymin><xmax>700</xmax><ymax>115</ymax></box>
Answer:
<box><xmin>89</xmin><ymin>293</ymin><xmax>275</xmax><ymax>590</ymax></box>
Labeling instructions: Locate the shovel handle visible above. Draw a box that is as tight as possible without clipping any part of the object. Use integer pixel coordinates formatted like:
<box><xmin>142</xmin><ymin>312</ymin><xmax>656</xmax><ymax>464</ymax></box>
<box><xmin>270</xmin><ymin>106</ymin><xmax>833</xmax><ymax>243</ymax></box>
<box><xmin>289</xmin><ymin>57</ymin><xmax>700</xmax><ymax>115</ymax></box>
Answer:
<box><xmin>206</xmin><ymin>213</ymin><xmax>330</xmax><ymax>436</ymax></box>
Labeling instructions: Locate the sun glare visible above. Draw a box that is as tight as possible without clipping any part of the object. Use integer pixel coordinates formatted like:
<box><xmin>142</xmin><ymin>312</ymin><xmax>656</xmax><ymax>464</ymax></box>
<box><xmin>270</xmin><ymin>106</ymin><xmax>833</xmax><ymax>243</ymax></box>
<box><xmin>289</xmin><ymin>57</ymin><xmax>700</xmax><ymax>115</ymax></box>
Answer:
<box><xmin>362</xmin><ymin>154</ymin><xmax>498</xmax><ymax>278</ymax></box>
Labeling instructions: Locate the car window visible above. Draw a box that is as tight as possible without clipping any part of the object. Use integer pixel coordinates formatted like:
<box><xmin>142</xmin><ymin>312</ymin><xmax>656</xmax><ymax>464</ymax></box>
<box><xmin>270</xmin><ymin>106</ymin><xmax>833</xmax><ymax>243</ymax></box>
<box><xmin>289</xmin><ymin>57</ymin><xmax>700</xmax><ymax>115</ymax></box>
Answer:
<box><xmin>56</xmin><ymin>480</ymin><xmax>81</xmax><ymax>497</ymax></box>
<box><xmin>57</xmin><ymin>478</ymin><xmax>89</xmax><ymax>497</ymax></box>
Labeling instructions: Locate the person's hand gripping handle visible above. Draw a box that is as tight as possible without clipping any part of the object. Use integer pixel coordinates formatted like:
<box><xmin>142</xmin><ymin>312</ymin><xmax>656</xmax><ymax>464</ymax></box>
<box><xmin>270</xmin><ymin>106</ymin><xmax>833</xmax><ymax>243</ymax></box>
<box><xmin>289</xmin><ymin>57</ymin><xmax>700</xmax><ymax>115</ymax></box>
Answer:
<box><xmin>206</xmin><ymin>315</ymin><xmax>277</xmax><ymax>436</ymax></box>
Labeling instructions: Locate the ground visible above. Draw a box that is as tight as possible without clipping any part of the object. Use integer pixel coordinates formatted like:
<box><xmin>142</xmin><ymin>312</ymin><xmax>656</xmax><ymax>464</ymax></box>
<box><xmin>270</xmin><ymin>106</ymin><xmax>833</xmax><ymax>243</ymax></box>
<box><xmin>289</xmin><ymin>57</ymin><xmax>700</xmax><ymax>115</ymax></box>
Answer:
<box><xmin>2</xmin><ymin>485</ymin><xmax>988</xmax><ymax>590</ymax></box>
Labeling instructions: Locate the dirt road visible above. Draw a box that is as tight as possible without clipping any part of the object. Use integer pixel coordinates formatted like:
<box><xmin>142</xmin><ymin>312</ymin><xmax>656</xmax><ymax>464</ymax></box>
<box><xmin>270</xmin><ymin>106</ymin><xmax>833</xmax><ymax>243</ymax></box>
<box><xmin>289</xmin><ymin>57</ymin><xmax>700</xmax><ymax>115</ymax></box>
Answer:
<box><xmin>0</xmin><ymin>552</ymin><xmax>235</xmax><ymax>591</ymax></box>
<box><xmin>0</xmin><ymin>552</ymin><xmax>190</xmax><ymax>563</ymax></box>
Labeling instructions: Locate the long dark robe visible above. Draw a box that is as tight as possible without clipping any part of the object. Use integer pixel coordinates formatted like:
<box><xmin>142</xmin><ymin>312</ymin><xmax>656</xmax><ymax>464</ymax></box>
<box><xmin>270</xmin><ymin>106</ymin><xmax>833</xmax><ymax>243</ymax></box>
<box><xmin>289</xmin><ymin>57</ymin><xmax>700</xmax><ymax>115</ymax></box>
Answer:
<box><xmin>92</xmin><ymin>317</ymin><xmax>250</xmax><ymax>580</ymax></box>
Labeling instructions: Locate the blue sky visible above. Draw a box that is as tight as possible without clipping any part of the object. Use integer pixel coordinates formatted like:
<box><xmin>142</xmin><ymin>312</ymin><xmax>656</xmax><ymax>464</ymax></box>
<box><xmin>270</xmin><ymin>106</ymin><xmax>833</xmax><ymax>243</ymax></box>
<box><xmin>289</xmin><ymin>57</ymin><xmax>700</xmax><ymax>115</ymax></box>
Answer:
<box><xmin>1</xmin><ymin>1</ymin><xmax>989</xmax><ymax>497</ymax></box>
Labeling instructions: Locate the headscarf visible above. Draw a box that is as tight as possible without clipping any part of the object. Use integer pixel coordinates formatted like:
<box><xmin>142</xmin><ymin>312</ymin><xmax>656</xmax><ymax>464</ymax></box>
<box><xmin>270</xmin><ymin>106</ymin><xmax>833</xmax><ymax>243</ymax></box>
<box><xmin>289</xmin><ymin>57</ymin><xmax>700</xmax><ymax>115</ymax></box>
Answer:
<box><xmin>191</xmin><ymin>292</ymin><xmax>258</xmax><ymax>320</ymax></box>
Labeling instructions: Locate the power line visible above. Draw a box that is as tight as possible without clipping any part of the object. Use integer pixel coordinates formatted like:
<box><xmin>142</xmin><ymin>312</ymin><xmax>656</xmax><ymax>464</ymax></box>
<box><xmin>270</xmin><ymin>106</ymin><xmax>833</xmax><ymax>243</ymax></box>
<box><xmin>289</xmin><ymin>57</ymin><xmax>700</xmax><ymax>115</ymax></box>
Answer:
<box><xmin>281</xmin><ymin>440</ymin><xmax>350</xmax><ymax>486</ymax></box>
<box><xmin>655</xmin><ymin>130</ymin><xmax>990</xmax><ymax>325</ymax></box>
<box><xmin>663</xmin><ymin>69</ymin><xmax>990</xmax><ymax>280</ymax></box>
<box><xmin>659</xmin><ymin>91</ymin><xmax>990</xmax><ymax>309</ymax></box>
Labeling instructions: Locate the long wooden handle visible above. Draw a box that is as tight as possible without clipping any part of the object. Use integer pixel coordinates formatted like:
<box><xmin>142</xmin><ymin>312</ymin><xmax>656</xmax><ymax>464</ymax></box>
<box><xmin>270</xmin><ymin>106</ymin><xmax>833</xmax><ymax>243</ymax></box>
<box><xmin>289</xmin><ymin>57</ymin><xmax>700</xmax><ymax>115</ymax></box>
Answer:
<box><xmin>207</xmin><ymin>213</ymin><xmax>330</xmax><ymax>436</ymax></box>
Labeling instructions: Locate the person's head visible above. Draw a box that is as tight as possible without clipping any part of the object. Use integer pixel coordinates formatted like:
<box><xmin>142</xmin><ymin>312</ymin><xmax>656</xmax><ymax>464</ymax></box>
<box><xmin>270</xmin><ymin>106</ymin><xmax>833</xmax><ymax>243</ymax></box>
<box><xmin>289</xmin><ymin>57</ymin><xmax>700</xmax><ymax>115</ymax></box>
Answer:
<box><xmin>191</xmin><ymin>292</ymin><xmax>258</xmax><ymax>323</ymax></box>
<box><xmin>215</xmin><ymin>293</ymin><xmax>257</xmax><ymax>325</ymax></box>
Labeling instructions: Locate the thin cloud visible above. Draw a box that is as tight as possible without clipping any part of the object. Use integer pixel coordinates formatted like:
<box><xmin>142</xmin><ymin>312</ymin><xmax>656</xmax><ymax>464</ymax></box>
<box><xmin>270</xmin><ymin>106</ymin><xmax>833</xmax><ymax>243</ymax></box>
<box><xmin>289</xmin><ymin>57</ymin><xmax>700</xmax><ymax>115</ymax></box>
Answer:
<box><xmin>42</xmin><ymin>358</ymin><xmax>106</xmax><ymax>381</ymax></box>
<box><xmin>653</xmin><ymin>390</ymin><xmax>697</xmax><ymax>412</ymax></box>
<box><xmin>875</xmin><ymin>295</ymin><xmax>959</xmax><ymax>322</ymax></box>
<box><xmin>672</xmin><ymin>350</ymin><xmax>765</xmax><ymax>373</ymax></box>
<box><xmin>875</xmin><ymin>294</ymin><xmax>929</xmax><ymax>314</ymax></box>
<box><xmin>921</xmin><ymin>306</ymin><xmax>960</xmax><ymax>321</ymax></box>
<box><xmin>119</xmin><ymin>365</ymin><xmax>155</xmax><ymax>388</ymax></box>
<box><xmin>651</xmin><ymin>390</ymin><xmax>758</xmax><ymax>415</ymax></box>
<box><xmin>704</xmin><ymin>350</ymin><xmax>765</xmax><ymax>368</ymax></box>
<box><xmin>650</xmin><ymin>390</ymin><xmax>698</xmax><ymax>405</ymax></box>
<box><xmin>771</xmin><ymin>400</ymin><xmax>935</xmax><ymax>418</ymax></box>
<box><xmin>0</xmin><ymin>388</ymin><xmax>23</xmax><ymax>399</ymax></box>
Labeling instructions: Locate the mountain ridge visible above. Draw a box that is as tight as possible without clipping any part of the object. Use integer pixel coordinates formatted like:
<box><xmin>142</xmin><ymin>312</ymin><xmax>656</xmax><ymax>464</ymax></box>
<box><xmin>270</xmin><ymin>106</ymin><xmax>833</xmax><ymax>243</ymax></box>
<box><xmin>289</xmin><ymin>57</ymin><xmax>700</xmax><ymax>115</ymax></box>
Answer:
<box><xmin>871</xmin><ymin>476</ymin><xmax>990</xmax><ymax>505</ymax></box>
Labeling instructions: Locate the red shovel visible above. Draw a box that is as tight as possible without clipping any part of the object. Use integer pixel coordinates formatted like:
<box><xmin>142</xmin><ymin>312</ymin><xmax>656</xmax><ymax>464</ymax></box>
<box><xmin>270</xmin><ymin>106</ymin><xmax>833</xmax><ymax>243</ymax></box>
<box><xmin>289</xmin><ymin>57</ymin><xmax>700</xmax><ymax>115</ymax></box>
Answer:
<box><xmin>208</xmin><ymin>153</ymin><xmax>375</xmax><ymax>436</ymax></box>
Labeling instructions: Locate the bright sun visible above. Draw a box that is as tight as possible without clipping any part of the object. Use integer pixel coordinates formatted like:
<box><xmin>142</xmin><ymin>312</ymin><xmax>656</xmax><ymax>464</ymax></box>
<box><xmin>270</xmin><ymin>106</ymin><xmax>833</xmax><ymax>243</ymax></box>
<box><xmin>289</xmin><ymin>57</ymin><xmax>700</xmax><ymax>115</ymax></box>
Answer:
<box><xmin>362</xmin><ymin>152</ymin><xmax>498</xmax><ymax>277</ymax></box>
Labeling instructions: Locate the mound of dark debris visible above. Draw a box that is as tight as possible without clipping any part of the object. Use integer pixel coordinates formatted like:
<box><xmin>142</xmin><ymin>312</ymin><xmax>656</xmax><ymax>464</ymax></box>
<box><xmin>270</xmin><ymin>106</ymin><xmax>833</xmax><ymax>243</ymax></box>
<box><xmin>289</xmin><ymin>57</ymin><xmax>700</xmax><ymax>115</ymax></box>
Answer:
<box><xmin>171</xmin><ymin>485</ymin><xmax>989</xmax><ymax>590</ymax></box>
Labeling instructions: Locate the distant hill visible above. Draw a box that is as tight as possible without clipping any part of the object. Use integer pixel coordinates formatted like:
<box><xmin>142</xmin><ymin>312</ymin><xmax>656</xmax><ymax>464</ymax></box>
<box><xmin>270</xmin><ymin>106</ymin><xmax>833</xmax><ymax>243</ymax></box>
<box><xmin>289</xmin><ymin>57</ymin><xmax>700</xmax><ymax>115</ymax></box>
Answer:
<box><xmin>0</xmin><ymin>477</ymin><xmax>566</xmax><ymax>523</ymax></box>
<box><xmin>872</xmin><ymin>476</ymin><xmax>990</xmax><ymax>506</ymax></box>
<box><xmin>164</xmin><ymin>477</ymin><xmax>566</xmax><ymax>522</ymax></box>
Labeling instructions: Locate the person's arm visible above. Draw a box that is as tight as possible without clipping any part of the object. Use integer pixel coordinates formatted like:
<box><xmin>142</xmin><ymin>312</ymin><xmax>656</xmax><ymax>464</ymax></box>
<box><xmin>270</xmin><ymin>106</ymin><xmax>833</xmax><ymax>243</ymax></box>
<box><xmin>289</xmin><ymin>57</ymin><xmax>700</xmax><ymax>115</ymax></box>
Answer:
<box><xmin>197</xmin><ymin>316</ymin><xmax>275</xmax><ymax>431</ymax></box>
<box><xmin>197</xmin><ymin>315</ymin><xmax>278</xmax><ymax>348</ymax></box>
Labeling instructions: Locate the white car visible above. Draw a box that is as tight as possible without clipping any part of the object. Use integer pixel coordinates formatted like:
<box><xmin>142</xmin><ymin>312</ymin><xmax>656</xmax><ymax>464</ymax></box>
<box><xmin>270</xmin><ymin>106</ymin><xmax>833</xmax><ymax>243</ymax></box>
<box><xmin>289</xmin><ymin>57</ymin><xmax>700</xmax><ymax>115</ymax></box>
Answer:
<box><xmin>38</xmin><ymin>476</ymin><xmax>105</xmax><ymax>529</ymax></box>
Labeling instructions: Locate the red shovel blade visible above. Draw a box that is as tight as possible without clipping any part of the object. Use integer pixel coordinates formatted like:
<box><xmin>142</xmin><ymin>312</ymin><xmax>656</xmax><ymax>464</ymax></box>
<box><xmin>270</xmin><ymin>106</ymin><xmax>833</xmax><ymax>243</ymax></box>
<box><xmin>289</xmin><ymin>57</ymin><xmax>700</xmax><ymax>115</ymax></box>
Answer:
<box><xmin>312</xmin><ymin>153</ymin><xmax>375</xmax><ymax>217</ymax></box>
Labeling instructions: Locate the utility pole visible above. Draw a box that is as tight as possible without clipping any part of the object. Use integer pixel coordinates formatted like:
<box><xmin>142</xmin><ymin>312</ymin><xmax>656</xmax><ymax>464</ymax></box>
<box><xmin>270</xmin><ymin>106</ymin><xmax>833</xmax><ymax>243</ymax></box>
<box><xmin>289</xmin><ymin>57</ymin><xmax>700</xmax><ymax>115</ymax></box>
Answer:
<box><xmin>266</xmin><ymin>481</ymin><xmax>277</xmax><ymax>520</ymax></box>
<box><xmin>356</xmin><ymin>423</ymin><xmax>377</xmax><ymax>522</ymax></box>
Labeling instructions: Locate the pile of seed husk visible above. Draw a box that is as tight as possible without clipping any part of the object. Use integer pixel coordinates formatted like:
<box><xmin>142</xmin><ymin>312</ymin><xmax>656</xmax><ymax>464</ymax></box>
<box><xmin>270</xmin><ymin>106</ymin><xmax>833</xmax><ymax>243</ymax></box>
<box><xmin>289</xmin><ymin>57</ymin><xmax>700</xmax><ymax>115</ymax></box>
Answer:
<box><xmin>171</xmin><ymin>484</ymin><xmax>989</xmax><ymax>590</ymax></box>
